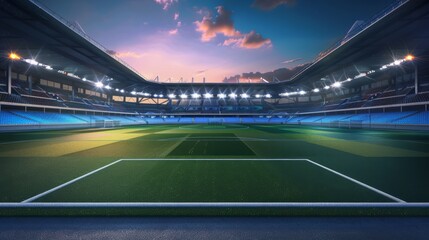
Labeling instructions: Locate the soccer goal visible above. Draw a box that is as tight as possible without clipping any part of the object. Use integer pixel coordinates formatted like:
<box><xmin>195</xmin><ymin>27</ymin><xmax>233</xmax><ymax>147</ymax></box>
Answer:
<box><xmin>94</xmin><ymin>120</ymin><xmax>121</xmax><ymax>128</ymax></box>
<box><xmin>208</xmin><ymin>118</ymin><xmax>224</xmax><ymax>125</ymax></box>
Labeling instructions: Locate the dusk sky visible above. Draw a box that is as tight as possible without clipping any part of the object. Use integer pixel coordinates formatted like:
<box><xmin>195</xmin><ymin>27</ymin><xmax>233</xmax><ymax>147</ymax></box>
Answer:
<box><xmin>39</xmin><ymin>0</ymin><xmax>393</xmax><ymax>82</ymax></box>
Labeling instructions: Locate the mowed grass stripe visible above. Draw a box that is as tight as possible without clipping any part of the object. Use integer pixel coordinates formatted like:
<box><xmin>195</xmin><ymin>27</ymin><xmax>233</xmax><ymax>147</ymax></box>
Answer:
<box><xmin>285</xmin><ymin>129</ymin><xmax>427</xmax><ymax>157</ymax></box>
<box><xmin>63</xmin><ymin>134</ymin><xmax>190</xmax><ymax>158</ymax></box>
<box><xmin>34</xmin><ymin>160</ymin><xmax>391</xmax><ymax>203</ymax></box>
<box><xmin>168</xmin><ymin>133</ymin><xmax>255</xmax><ymax>156</ymax></box>
<box><xmin>0</xmin><ymin>129</ymin><xmax>150</xmax><ymax>157</ymax></box>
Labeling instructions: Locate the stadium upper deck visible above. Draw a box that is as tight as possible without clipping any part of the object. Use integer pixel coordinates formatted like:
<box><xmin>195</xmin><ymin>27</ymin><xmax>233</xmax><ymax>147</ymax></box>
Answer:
<box><xmin>0</xmin><ymin>0</ymin><xmax>429</xmax><ymax>123</ymax></box>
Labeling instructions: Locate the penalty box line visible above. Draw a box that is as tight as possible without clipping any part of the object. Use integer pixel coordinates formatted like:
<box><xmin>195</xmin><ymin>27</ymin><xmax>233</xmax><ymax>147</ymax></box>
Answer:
<box><xmin>19</xmin><ymin>158</ymin><xmax>404</xmax><ymax>204</ymax></box>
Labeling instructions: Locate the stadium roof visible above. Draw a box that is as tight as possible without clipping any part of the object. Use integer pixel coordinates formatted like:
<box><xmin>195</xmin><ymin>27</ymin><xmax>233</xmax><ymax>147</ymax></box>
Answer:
<box><xmin>1</xmin><ymin>0</ymin><xmax>428</xmax><ymax>94</ymax></box>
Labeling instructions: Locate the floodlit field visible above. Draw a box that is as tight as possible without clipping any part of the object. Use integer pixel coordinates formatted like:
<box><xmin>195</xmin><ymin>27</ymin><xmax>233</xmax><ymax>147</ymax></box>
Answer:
<box><xmin>0</xmin><ymin>124</ymin><xmax>429</xmax><ymax>216</ymax></box>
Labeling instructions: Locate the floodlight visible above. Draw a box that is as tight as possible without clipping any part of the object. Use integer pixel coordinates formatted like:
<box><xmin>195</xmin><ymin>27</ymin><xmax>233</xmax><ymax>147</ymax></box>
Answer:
<box><xmin>313</xmin><ymin>88</ymin><xmax>320</xmax><ymax>93</ymax></box>
<box><xmin>255</xmin><ymin>94</ymin><xmax>261</xmax><ymax>98</ymax></box>
<box><xmin>218</xmin><ymin>93</ymin><xmax>226</xmax><ymax>99</ymax></box>
<box><xmin>180</xmin><ymin>94</ymin><xmax>188</xmax><ymax>99</ymax></box>
<box><xmin>265</xmin><ymin>94</ymin><xmax>272</xmax><ymax>98</ymax></box>
<box><xmin>299</xmin><ymin>90</ymin><xmax>306</xmax><ymax>95</ymax></box>
<box><xmin>131</xmin><ymin>91</ymin><xmax>137</xmax><ymax>95</ymax></box>
<box><xmin>204</xmin><ymin>93</ymin><xmax>213</xmax><ymax>99</ymax></box>
<box><xmin>405</xmin><ymin>55</ymin><xmax>414</xmax><ymax>61</ymax></box>
<box><xmin>191</xmin><ymin>93</ymin><xmax>201</xmax><ymax>99</ymax></box>
<box><xmin>324</xmin><ymin>86</ymin><xmax>330</xmax><ymax>90</ymax></box>
<box><xmin>229</xmin><ymin>93</ymin><xmax>237</xmax><ymax>99</ymax></box>
<box><xmin>332</xmin><ymin>82</ymin><xmax>342</xmax><ymax>88</ymax></box>
<box><xmin>25</xmin><ymin>59</ymin><xmax>38</xmax><ymax>65</ymax></box>
<box><xmin>168</xmin><ymin>94</ymin><xmax>176</xmax><ymax>98</ymax></box>
<box><xmin>95</xmin><ymin>81</ymin><xmax>104</xmax><ymax>88</ymax></box>
<box><xmin>240</xmin><ymin>93</ymin><xmax>249</xmax><ymax>99</ymax></box>
<box><xmin>9</xmin><ymin>52</ymin><xmax>21</xmax><ymax>60</ymax></box>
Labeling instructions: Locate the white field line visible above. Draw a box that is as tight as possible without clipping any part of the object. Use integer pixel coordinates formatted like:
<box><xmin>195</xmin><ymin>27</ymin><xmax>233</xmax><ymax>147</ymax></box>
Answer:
<box><xmin>17</xmin><ymin>158</ymin><xmax>405</xmax><ymax>205</ymax></box>
<box><xmin>18</xmin><ymin>158</ymin><xmax>306</xmax><ymax>203</ymax></box>
<box><xmin>1</xmin><ymin>202</ymin><xmax>429</xmax><ymax>208</ymax></box>
<box><xmin>305</xmin><ymin>159</ymin><xmax>406</xmax><ymax>203</ymax></box>
<box><xmin>21</xmin><ymin>159</ymin><xmax>123</xmax><ymax>203</ymax></box>
<box><xmin>119</xmin><ymin>158</ymin><xmax>308</xmax><ymax>161</ymax></box>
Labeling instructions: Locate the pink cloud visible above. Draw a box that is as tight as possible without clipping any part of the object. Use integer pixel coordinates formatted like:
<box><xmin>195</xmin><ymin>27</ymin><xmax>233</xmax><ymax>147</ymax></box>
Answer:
<box><xmin>174</xmin><ymin>13</ymin><xmax>179</xmax><ymax>20</ymax></box>
<box><xmin>195</xmin><ymin>6</ymin><xmax>271</xmax><ymax>49</ymax></box>
<box><xmin>168</xmin><ymin>28</ymin><xmax>178</xmax><ymax>35</ymax></box>
<box><xmin>223</xmin><ymin>31</ymin><xmax>272</xmax><ymax>49</ymax></box>
<box><xmin>194</xmin><ymin>6</ymin><xmax>241</xmax><ymax>42</ymax></box>
<box><xmin>154</xmin><ymin>0</ymin><xmax>177</xmax><ymax>10</ymax></box>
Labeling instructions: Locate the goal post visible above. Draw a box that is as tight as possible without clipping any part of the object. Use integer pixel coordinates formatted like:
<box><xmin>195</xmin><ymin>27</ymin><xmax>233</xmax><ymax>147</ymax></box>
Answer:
<box><xmin>208</xmin><ymin>118</ymin><xmax>224</xmax><ymax>125</ymax></box>
<box><xmin>94</xmin><ymin>120</ymin><xmax>121</xmax><ymax>128</ymax></box>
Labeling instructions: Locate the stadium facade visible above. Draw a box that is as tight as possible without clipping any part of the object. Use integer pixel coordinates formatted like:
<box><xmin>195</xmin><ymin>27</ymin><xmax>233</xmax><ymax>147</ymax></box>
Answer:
<box><xmin>1</xmin><ymin>0</ymin><xmax>429</xmax><ymax>131</ymax></box>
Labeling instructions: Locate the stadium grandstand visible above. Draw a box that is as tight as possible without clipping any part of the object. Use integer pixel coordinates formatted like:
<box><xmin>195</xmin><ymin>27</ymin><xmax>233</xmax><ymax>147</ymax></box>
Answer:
<box><xmin>1</xmin><ymin>0</ymin><xmax>429</xmax><ymax>238</ymax></box>
<box><xmin>0</xmin><ymin>0</ymin><xmax>428</xmax><ymax>131</ymax></box>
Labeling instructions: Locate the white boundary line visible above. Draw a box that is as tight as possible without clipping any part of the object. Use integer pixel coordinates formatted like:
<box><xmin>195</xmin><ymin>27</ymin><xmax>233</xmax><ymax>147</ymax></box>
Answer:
<box><xmin>1</xmin><ymin>202</ymin><xmax>429</xmax><ymax>208</ymax></box>
<box><xmin>304</xmin><ymin>159</ymin><xmax>406</xmax><ymax>203</ymax></box>
<box><xmin>11</xmin><ymin>158</ymin><xmax>409</xmax><ymax>206</ymax></box>
<box><xmin>20</xmin><ymin>159</ymin><xmax>123</xmax><ymax>203</ymax></box>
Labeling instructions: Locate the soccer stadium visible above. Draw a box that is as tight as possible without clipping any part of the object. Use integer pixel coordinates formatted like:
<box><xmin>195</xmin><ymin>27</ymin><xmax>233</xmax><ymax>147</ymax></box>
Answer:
<box><xmin>1</xmin><ymin>0</ymin><xmax>429</xmax><ymax>232</ymax></box>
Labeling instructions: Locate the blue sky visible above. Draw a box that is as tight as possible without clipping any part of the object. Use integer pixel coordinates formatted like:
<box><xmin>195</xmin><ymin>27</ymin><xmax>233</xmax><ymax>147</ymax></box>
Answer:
<box><xmin>38</xmin><ymin>0</ymin><xmax>394</xmax><ymax>82</ymax></box>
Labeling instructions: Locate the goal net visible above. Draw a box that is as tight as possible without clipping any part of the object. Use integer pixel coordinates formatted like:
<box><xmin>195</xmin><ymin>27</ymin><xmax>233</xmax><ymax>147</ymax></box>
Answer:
<box><xmin>208</xmin><ymin>118</ymin><xmax>224</xmax><ymax>125</ymax></box>
<box><xmin>94</xmin><ymin>120</ymin><xmax>121</xmax><ymax>128</ymax></box>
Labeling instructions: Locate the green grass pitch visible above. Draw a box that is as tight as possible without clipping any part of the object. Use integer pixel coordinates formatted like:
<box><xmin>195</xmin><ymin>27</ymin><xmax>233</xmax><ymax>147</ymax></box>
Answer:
<box><xmin>0</xmin><ymin>124</ymin><xmax>429</xmax><ymax>216</ymax></box>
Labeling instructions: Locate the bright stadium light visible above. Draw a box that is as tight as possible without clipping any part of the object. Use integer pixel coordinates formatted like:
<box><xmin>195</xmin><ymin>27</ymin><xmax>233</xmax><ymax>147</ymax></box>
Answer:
<box><xmin>105</xmin><ymin>85</ymin><xmax>112</xmax><ymax>90</ymax></box>
<box><xmin>313</xmin><ymin>88</ymin><xmax>320</xmax><ymax>93</ymax></box>
<box><xmin>265</xmin><ymin>94</ymin><xmax>272</xmax><ymax>98</ymax></box>
<box><xmin>25</xmin><ymin>59</ymin><xmax>39</xmax><ymax>65</ymax></box>
<box><xmin>191</xmin><ymin>93</ymin><xmax>201</xmax><ymax>99</ymax></box>
<box><xmin>115</xmin><ymin>88</ymin><xmax>119</xmax><ymax>92</ymax></box>
<box><xmin>9</xmin><ymin>52</ymin><xmax>21</xmax><ymax>60</ymax></box>
<box><xmin>45</xmin><ymin>65</ymin><xmax>53</xmax><ymax>70</ymax></box>
<box><xmin>229</xmin><ymin>93</ymin><xmax>237</xmax><ymax>99</ymax></box>
<box><xmin>154</xmin><ymin>94</ymin><xmax>159</xmax><ymax>97</ymax></box>
<box><xmin>218</xmin><ymin>93</ymin><xmax>226</xmax><ymax>99</ymax></box>
<box><xmin>299</xmin><ymin>90</ymin><xmax>306</xmax><ymax>95</ymax></box>
<box><xmin>95</xmin><ymin>81</ymin><xmax>104</xmax><ymax>88</ymax></box>
<box><xmin>332</xmin><ymin>82</ymin><xmax>342</xmax><ymax>88</ymax></box>
<box><xmin>159</xmin><ymin>94</ymin><xmax>164</xmax><ymax>98</ymax></box>
<box><xmin>131</xmin><ymin>91</ymin><xmax>137</xmax><ymax>95</ymax></box>
<box><xmin>240</xmin><ymin>93</ymin><xmax>249</xmax><ymax>99</ymax></box>
<box><xmin>168</xmin><ymin>94</ymin><xmax>177</xmax><ymax>99</ymax></box>
<box><xmin>380</xmin><ymin>65</ymin><xmax>388</xmax><ymax>70</ymax></box>
<box><xmin>255</xmin><ymin>94</ymin><xmax>261</xmax><ymax>98</ymax></box>
<box><xmin>180</xmin><ymin>94</ymin><xmax>188</xmax><ymax>99</ymax></box>
<box><xmin>204</xmin><ymin>93</ymin><xmax>213</xmax><ymax>99</ymax></box>
<box><xmin>394</xmin><ymin>60</ymin><xmax>402</xmax><ymax>66</ymax></box>
<box><xmin>82</xmin><ymin>78</ymin><xmax>87</xmax><ymax>82</ymax></box>
<box><xmin>405</xmin><ymin>54</ymin><xmax>415</xmax><ymax>61</ymax></box>
<box><xmin>120</xmin><ymin>89</ymin><xmax>124</xmax><ymax>93</ymax></box>
<box><xmin>324</xmin><ymin>86</ymin><xmax>330</xmax><ymax>90</ymax></box>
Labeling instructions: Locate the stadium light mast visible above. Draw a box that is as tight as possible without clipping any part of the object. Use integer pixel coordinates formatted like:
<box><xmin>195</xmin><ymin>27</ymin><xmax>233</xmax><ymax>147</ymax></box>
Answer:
<box><xmin>7</xmin><ymin>52</ymin><xmax>21</xmax><ymax>94</ymax></box>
